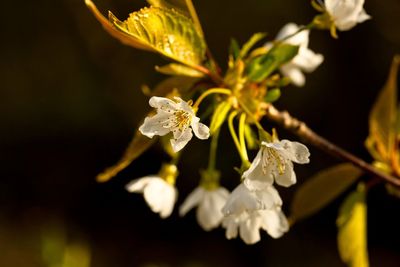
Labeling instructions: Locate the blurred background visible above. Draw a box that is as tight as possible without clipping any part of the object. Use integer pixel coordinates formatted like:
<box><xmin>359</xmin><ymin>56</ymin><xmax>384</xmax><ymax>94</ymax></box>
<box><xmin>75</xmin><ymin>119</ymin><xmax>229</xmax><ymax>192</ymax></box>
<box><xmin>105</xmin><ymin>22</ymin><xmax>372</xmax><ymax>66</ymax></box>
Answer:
<box><xmin>1</xmin><ymin>0</ymin><xmax>400</xmax><ymax>266</ymax></box>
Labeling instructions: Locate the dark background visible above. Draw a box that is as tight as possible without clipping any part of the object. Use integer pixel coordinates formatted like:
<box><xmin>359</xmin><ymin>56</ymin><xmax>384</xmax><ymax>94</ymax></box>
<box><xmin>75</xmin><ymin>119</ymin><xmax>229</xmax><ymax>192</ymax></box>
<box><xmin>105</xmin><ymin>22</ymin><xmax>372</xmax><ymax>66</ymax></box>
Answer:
<box><xmin>1</xmin><ymin>0</ymin><xmax>400</xmax><ymax>266</ymax></box>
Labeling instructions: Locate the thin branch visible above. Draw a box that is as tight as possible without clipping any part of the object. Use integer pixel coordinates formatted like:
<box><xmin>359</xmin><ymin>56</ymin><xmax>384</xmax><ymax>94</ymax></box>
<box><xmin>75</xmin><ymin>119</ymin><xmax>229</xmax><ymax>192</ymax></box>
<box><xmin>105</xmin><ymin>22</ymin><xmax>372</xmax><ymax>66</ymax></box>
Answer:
<box><xmin>265</xmin><ymin>105</ymin><xmax>400</xmax><ymax>187</ymax></box>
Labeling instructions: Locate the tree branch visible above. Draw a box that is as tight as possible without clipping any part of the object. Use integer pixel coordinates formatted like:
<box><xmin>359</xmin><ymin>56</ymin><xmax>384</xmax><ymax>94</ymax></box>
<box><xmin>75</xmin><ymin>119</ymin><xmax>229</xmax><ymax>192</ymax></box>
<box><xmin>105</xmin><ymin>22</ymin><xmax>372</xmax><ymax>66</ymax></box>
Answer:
<box><xmin>265</xmin><ymin>105</ymin><xmax>400</xmax><ymax>187</ymax></box>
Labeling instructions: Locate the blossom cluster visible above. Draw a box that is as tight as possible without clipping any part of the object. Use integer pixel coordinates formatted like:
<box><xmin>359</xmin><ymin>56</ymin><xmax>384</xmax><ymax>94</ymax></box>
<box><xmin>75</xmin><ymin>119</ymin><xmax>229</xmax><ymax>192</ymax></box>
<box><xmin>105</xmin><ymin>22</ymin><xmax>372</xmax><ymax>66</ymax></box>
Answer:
<box><xmin>127</xmin><ymin>94</ymin><xmax>310</xmax><ymax>244</ymax></box>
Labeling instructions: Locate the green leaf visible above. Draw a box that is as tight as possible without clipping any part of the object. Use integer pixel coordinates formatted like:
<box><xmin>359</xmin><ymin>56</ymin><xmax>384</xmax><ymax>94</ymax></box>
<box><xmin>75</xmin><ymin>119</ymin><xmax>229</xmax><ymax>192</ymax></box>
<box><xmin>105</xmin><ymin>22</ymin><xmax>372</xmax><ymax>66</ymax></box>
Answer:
<box><xmin>147</xmin><ymin>0</ymin><xmax>190</xmax><ymax>17</ymax></box>
<box><xmin>244</xmin><ymin>124</ymin><xmax>258</xmax><ymax>150</ymax></box>
<box><xmin>264</xmin><ymin>88</ymin><xmax>281</xmax><ymax>103</ymax></box>
<box><xmin>86</xmin><ymin>0</ymin><xmax>206</xmax><ymax>67</ymax></box>
<box><xmin>247</xmin><ymin>44</ymin><xmax>299</xmax><ymax>82</ymax></box>
<box><xmin>291</xmin><ymin>163</ymin><xmax>363</xmax><ymax>222</ymax></box>
<box><xmin>155</xmin><ymin>63</ymin><xmax>204</xmax><ymax>77</ymax></box>
<box><xmin>209</xmin><ymin>100</ymin><xmax>232</xmax><ymax>134</ymax></box>
<box><xmin>96</xmin><ymin>130</ymin><xmax>157</xmax><ymax>182</ymax></box>
<box><xmin>337</xmin><ymin>183</ymin><xmax>369</xmax><ymax>267</ymax></box>
<box><xmin>366</xmin><ymin>55</ymin><xmax>400</xmax><ymax>163</ymax></box>
<box><xmin>229</xmin><ymin>38</ymin><xmax>240</xmax><ymax>60</ymax></box>
<box><xmin>239</xmin><ymin>33</ymin><xmax>267</xmax><ymax>59</ymax></box>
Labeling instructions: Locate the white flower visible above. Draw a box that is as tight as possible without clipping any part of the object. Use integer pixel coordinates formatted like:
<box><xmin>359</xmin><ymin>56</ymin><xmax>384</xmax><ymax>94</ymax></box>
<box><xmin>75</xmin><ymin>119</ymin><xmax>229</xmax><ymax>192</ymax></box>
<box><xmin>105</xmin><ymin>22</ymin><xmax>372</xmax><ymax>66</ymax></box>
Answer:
<box><xmin>273</xmin><ymin>23</ymin><xmax>324</xmax><ymax>87</ymax></box>
<box><xmin>243</xmin><ymin>139</ymin><xmax>310</xmax><ymax>190</ymax></box>
<box><xmin>325</xmin><ymin>0</ymin><xmax>371</xmax><ymax>31</ymax></box>
<box><xmin>125</xmin><ymin>164</ymin><xmax>178</xmax><ymax>218</ymax></box>
<box><xmin>221</xmin><ymin>184</ymin><xmax>289</xmax><ymax>244</ymax></box>
<box><xmin>139</xmin><ymin>96</ymin><xmax>210</xmax><ymax>152</ymax></box>
<box><xmin>221</xmin><ymin>184</ymin><xmax>282</xmax><ymax>216</ymax></box>
<box><xmin>179</xmin><ymin>186</ymin><xmax>230</xmax><ymax>231</ymax></box>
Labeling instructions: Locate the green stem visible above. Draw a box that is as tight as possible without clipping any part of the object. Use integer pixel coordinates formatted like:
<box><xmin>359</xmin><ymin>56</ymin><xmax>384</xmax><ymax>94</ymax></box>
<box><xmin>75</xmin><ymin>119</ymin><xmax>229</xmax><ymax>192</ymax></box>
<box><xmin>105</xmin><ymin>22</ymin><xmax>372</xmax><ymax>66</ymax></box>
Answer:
<box><xmin>228</xmin><ymin>111</ymin><xmax>248</xmax><ymax>163</ymax></box>
<box><xmin>236</xmin><ymin>98</ymin><xmax>266</xmax><ymax>132</ymax></box>
<box><xmin>239</xmin><ymin>113</ymin><xmax>249</xmax><ymax>161</ymax></box>
<box><xmin>193</xmin><ymin>88</ymin><xmax>231</xmax><ymax>110</ymax></box>
<box><xmin>207</xmin><ymin>127</ymin><xmax>220</xmax><ymax>171</ymax></box>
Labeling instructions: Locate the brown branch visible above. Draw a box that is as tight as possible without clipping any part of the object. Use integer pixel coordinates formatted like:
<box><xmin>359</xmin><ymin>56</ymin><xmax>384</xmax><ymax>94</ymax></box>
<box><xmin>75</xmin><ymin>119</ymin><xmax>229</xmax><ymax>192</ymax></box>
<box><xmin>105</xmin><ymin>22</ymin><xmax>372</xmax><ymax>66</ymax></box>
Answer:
<box><xmin>265</xmin><ymin>105</ymin><xmax>400</xmax><ymax>187</ymax></box>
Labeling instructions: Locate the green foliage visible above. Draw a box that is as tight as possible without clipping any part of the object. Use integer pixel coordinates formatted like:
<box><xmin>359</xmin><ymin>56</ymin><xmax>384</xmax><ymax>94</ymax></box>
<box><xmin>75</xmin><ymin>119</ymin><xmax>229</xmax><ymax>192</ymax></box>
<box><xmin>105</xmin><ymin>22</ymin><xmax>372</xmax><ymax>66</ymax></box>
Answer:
<box><xmin>247</xmin><ymin>44</ymin><xmax>299</xmax><ymax>82</ymax></box>
<box><xmin>156</xmin><ymin>63</ymin><xmax>205</xmax><ymax>77</ymax></box>
<box><xmin>264</xmin><ymin>88</ymin><xmax>281</xmax><ymax>103</ymax></box>
<box><xmin>147</xmin><ymin>0</ymin><xmax>190</xmax><ymax>16</ymax></box>
<box><xmin>291</xmin><ymin>163</ymin><xmax>363</xmax><ymax>222</ymax></box>
<box><xmin>366</xmin><ymin>55</ymin><xmax>400</xmax><ymax>163</ymax></box>
<box><xmin>337</xmin><ymin>183</ymin><xmax>369</xmax><ymax>267</ymax></box>
<box><xmin>209</xmin><ymin>100</ymin><xmax>232</xmax><ymax>135</ymax></box>
<box><xmin>109</xmin><ymin>6</ymin><xmax>206</xmax><ymax>67</ymax></box>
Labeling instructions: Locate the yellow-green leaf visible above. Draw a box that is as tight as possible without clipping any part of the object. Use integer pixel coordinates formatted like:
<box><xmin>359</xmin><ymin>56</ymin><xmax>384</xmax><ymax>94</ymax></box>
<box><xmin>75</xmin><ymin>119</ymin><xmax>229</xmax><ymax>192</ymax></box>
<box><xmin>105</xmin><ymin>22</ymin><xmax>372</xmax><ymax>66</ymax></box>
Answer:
<box><xmin>209</xmin><ymin>100</ymin><xmax>232</xmax><ymax>134</ymax></box>
<box><xmin>366</xmin><ymin>55</ymin><xmax>400</xmax><ymax>162</ymax></box>
<box><xmin>147</xmin><ymin>0</ymin><xmax>204</xmax><ymax>37</ymax></box>
<box><xmin>247</xmin><ymin>44</ymin><xmax>299</xmax><ymax>82</ymax></box>
<box><xmin>96</xmin><ymin>130</ymin><xmax>157</xmax><ymax>182</ymax></box>
<box><xmin>86</xmin><ymin>1</ymin><xmax>206</xmax><ymax>67</ymax></box>
<box><xmin>337</xmin><ymin>183</ymin><xmax>369</xmax><ymax>267</ymax></box>
<box><xmin>147</xmin><ymin>0</ymin><xmax>190</xmax><ymax>17</ymax></box>
<box><xmin>291</xmin><ymin>163</ymin><xmax>363</xmax><ymax>222</ymax></box>
<box><xmin>85</xmin><ymin>0</ymin><xmax>151</xmax><ymax>51</ymax></box>
<box><xmin>109</xmin><ymin>6</ymin><xmax>206</xmax><ymax>67</ymax></box>
<box><xmin>155</xmin><ymin>63</ymin><xmax>204</xmax><ymax>77</ymax></box>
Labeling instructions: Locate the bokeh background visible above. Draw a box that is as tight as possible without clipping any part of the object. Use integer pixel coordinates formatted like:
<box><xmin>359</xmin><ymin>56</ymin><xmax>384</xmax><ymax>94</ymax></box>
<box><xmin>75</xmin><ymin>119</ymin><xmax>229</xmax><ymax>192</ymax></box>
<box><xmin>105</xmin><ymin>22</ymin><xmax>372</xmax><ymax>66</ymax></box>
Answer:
<box><xmin>2</xmin><ymin>0</ymin><xmax>400</xmax><ymax>266</ymax></box>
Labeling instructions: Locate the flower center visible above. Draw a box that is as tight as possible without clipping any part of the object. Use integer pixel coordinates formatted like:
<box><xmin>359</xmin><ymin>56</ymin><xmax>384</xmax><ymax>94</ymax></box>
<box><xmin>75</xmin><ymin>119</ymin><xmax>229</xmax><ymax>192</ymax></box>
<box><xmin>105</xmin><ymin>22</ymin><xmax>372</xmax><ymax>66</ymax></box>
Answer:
<box><xmin>263</xmin><ymin>148</ymin><xmax>286</xmax><ymax>175</ymax></box>
<box><xmin>173</xmin><ymin>110</ymin><xmax>192</xmax><ymax>130</ymax></box>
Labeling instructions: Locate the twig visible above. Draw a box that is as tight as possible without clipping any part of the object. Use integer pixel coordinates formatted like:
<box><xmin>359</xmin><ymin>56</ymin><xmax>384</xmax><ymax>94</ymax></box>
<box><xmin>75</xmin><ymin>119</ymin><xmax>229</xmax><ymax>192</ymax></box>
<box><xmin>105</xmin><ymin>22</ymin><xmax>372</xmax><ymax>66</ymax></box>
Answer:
<box><xmin>265</xmin><ymin>105</ymin><xmax>400</xmax><ymax>187</ymax></box>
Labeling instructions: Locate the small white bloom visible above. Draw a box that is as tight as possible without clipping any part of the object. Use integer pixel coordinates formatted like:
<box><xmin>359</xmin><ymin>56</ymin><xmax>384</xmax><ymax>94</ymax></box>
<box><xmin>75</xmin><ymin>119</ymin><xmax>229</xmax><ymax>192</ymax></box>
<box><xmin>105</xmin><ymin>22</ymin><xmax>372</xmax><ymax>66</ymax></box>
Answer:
<box><xmin>221</xmin><ymin>184</ymin><xmax>289</xmax><ymax>244</ymax></box>
<box><xmin>243</xmin><ymin>139</ymin><xmax>310</xmax><ymax>190</ymax></box>
<box><xmin>125</xmin><ymin>164</ymin><xmax>178</xmax><ymax>218</ymax></box>
<box><xmin>179</xmin><ymin>186</ymin><xmax>230</xmax><ymax>231</ymax></box>
<box><xmin>222</xmin><ymin>184</ymin><xmax>282</xmax><ymax>216</ymax></box>
<box><xmin>139</xmin><ymin>96</ymin><xmax>210</xmax><ymax>152</ymax></box>
<box><xmin>273</xmin><ymin>23</ymin><xmax>324</xmax><ymax>87</ymax></box>
<box><xmin>325</xmin><ymin>0</ymin><xmax>371</xmax><ymax>31</ymax></box>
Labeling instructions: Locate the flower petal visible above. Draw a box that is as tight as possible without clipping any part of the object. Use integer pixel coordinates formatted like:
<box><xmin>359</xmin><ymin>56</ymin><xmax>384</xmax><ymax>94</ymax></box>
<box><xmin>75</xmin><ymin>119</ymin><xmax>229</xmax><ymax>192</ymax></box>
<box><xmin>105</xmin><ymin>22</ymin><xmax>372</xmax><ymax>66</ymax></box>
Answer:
<box><xmin>170</xmin><ymin>128</ymin><xmax>193</xmax><ymax>152</ymax></box>
<box><xmin>292</xmin><ymin>48</ymin><xmax>324</xmax><ymax>73</ymax></box>
<box><xmin>274</xmin><ymin>161</ymin><xmax>297</xmax><ymax>187</ymax></box>
<box><xmin>139</xmin><ymin>111</ymin><xmax>171</xmax><ymax>138</ymax></box>
<box><xmin>276</xmin><ymin>23</ymin><xmax>309</xmax><ymax>48</ymax></box>
<box><xmin>243</xmin><ymin>148</ymin><xmax>274</xmax><ymax>190</ymax></box>
<box><xmin>197</xmin><ymin>189</ymin><xmax>228</xmax><ymax>231</ymax></box>
<box><xmin>149</xmin><ymin>96</ymin><xmax>178</xmax><ymax>112</ymax></box>
<box><xmin>255</xmin><ymin>185</ymin><xmax>283</xmax><ymax>208</ymax></box>
<box><xmin>143</xmin><ymin>178</ymin><xmax>176</xmax><ymax>218</ymax></box>
<box><xmin>179</xmin><ymin>187</ymin><xmax>205</xmax><ymax>216</ymax></box>
<box><xmin>280</xmin><ymin>139</ymin><xmax>310</xmax><ymax>164</ymax></box>
<box><xmin>125</xmin><ymin>176</ymin><xmax>155</xmax><ymax>193</ymax></box>
<box><xmin>260</xmin><ymin>209</ymin><xmax>289</xmax><ymax>239</ymax></box>
<box><xmin>280</xmin><ymin>64</ymin><xmax>306</xmax><ymax>87</ymax></box>
<box><xmin>222</xmin><ymin>184</ymin><xmax>264</xmax><ymax>216</ymax></box>
<box><xmin>222</xmin><ymin>217</ymin><xmax>239</xmax><ymax>240</ymax></box>
<box><xmin>239</xmin><ymin>213</ymin><xmax>262</xmax><ymax>245</ymax></box>
<box><xmin>191</xmin><ymin>117</ymin><xmax>210</xmax><ymax>140</ymax></box>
